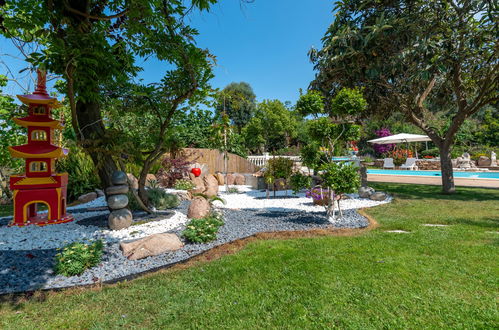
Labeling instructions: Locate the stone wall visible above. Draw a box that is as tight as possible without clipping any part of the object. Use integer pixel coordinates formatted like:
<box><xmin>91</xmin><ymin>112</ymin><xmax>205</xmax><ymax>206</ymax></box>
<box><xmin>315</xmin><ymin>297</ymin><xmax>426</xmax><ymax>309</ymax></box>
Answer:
<box><xmin>415</xmin><ymin>160</ymin><xmax>441</xmax><ymax>170</ymax></box>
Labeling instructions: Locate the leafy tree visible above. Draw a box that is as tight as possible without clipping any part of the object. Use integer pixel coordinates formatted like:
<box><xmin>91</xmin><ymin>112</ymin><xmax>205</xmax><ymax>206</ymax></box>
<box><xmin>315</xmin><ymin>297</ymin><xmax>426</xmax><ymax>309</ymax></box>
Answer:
<box><xmin>296</xmin><ymin>90</ymin><xmax>325</xmax><ymax>117</ymax></box>
<box><xmin>216</xmin><ymin>82</ymin><xmax>256</xmax><ymax>131</ymax></box>
<box><xmin>103</xmin><ymin>73</ymin><xmax>213</xmax><ymax>207</ymax></box>
<box><xmin>310</xmin><ymin>0</ymin><xmax>498</xmax><ymax>193</ymax></box>
<box><xmin>0</xmin><ymin>75</ymin><xmax>24</xmax><ymax>199</ymax></box>
<box><xmin>298</xmin><ymin>87</ymin><xmax>366</xmax><ymax>222</ymax></box>
<box><xmin>243</xmin><ymin>99</ymin><xmax>298</xmax><ymax>153</ymax></box>
<box><xmin>475</xmin><ymin>107</ymin><xmax>499</xmax><ymax>148</ymax></box>
<box><xmin>171</xmin><ymin>108</ymin><xmax>216</xmax><ymax>149</ymax></box>
<box><xmin>0</xmin><ymin>0</ymin><xmax>218</xmax><ymax>189</ymax></box>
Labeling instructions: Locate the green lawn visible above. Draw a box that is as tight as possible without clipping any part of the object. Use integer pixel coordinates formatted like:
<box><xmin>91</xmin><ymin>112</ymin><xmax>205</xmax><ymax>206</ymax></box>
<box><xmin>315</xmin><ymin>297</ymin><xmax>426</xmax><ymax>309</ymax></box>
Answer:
<box><xmin>1</xmin><ymin>183</ymin><xmax>498</xmax><ymax>328</ymax></box>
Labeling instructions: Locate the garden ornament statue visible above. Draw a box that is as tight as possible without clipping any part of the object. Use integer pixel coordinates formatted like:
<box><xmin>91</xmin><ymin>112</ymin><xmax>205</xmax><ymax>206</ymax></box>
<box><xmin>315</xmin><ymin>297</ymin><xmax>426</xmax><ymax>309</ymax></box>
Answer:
<box><xmin>8</xmin><ymin>69</ymin><xmax>73</xmax><ymax>226</ymax></box>
<box><xmin>491</xmin><ymin>151</ymin><xmax>497</xmax><ymax>167</ymax></box>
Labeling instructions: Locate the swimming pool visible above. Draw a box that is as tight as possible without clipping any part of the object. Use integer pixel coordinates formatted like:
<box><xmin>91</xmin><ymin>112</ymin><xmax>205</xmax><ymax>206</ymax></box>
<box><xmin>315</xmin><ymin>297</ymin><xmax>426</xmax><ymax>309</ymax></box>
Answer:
<box><xmin>367</xmin><ymin>169</ymin><xmax>499</xmax><ymax>179</ymax></box>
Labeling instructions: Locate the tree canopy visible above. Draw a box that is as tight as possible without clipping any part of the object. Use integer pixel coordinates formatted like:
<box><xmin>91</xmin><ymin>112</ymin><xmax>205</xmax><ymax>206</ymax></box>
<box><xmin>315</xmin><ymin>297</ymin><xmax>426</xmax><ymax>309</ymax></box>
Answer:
<box><xmin>216</xmin><ymin>82</ymin><xmax>257</xmax><ymax>131</ymax></box>
<box><xmin>309</xmin><ymin>0</ymin><xmax>498</xmax><ymax>193</ymax></box>
<box><xmin>243</xmin><ymin>99</ymin><xmax>298</xmax><ymax>153</ymax></box>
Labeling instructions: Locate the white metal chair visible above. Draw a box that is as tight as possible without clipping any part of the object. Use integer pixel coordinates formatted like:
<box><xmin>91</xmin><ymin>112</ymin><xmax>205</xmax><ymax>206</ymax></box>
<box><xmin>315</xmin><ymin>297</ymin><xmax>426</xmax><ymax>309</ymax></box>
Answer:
<box><xmin>383</xmin><ymin>158</ymin><xmax>395</xmax><ymax>169</ymax></box>
<box><xmin>400</xmin><ymin>158</ymin><xmax>419</xmax><ymax>170</ymax></box>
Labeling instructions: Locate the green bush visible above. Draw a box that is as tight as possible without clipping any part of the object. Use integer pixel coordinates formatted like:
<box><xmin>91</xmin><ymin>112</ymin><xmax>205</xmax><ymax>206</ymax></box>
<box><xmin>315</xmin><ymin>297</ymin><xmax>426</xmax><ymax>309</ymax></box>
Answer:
<box><xmin>56</xmin><ymin>146</ymin><xmax>100</xmax><ymax>202</ymax></box>
<box><xmin>182</xmin><ymin>213</ymin><xmax>224</xmax><ymax>243</ymax></box>
<box><xmin>471</xmin><ymin>152</ymin><xmax>487</xmax><ymax>161</ymax></box>
<box><xmin>289</xmin><ymin>173</ymin><xmax>312</xmax><ymax>194</ymax></box>
<box><xmin>148</xmin><ymin>188</ymin><xmax>180</xmax><ymax>210</ymax></box>
<box><xmin>227</xmin><ymin>187</ymin><xmax>239</xmax><ymax>194</ymax></box>
<box><xmin>420</xmin><ymin>148</ymin><xmax>440</xmax><ymax>157</ymax></box>
<box><xmin>54</xmin><ymin>240</ymin><xmax>104</xmax><ymax>277</ymax></box>
<box><xmin>264</xmin><ymin>157</ymin><xmax>294</xmax><ymax>188</ymax></box>
<box><xmin>174</xmin><ymin>179</ymin><xmax>196</xmax><ymax>190</ymax></box>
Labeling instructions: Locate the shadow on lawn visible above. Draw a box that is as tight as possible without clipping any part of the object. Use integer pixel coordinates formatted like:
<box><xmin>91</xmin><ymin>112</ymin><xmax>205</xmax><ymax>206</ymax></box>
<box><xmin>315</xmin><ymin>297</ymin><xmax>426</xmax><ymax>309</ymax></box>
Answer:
<box><xmin>451</xmin><ymin>217</ymin><xmax>499</xmax><ymax>229</ymax></box>
<box><xmin>371</xmin><ymin>182</ymin><xmax>499</xmax><ymax>202</ymax></box>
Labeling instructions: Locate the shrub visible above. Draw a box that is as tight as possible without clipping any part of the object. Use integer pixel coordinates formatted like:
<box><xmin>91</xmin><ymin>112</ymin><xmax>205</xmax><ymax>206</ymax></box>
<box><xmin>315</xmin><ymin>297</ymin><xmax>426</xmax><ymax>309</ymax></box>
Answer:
<box><xmin>420</xmin><ymin>148</ymin><xmax>439</xmax><ymax>158</ymax></box>
<box><xmin>390</xmin><ymin>149</ymin><xmax>413</xmax><ymax>166</ymax></box>
<box><xmin>54</xmin><ymin>240</ymin><xmax>104</xmax><ymax>277</ymax></box>
<box><xmin>372</xmin><ymin>128</ymin><xmax>395</xmax><ymax>155</ymax></box>
<box><xmin>289</xmin><ymin>173</ymin><xmax>312</xmax><ymax>194</ymax></box>
<box><xmin>174</xmin><ymin>179</ymin><xmax>196</xmax><ymax>190</ymax></box>
<box><xmin>148</xmin><ymin>188</ymin><xmax>180</xmax><ymax>210</ymax></box>
<box><xmin>127</xmin><ymin>190</ymin><xmax>141</xmax><ymax>211</ymax></box>
<box><xmin>156</xmin><ymin>154</ymin><xmax>193</xmax><ymax>188</ymax></box>
<box><xmin>56</xmin><ymin>146</ymin><xmax>100</xmax><ymax>202</ymax></box>
<box><xmin>471</xmin><ymin>153</ymin><xmax>487</xmax><ymax>161</ymax></box>
<box><xmin>182</xmin><ymin>213</ymin><xmax>224</xmax><ymax>243</ymax></box>
<box><xmin>264</xmin><ymin>157</ymin><xmax>294</xmax><ymax>187</ymax></box>
<box><xmin>227</xmin><ymin>187</ymin><xmax>239</xmax><ymax>194</ymax></box>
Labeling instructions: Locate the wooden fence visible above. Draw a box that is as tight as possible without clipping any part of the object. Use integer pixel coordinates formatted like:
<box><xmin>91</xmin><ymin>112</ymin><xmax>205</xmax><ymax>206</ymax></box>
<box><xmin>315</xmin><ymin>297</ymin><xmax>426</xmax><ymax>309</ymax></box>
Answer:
<box><xmin>181</xmin><ymin>148</ymin><xmax>259</xmax><ymax>174</ymax></box>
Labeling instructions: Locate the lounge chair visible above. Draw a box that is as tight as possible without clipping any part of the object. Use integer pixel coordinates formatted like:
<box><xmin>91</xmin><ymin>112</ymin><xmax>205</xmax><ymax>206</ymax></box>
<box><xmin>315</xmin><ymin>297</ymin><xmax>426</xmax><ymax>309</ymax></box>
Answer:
<box><xmin>383</xmin><ymin>158</ymin><xmax>395</xmax><ymax>169</ymax></box>
<box><xmin>400</xmin><ymin>158</ymin><xmax>419</xmax><ymax>170</ymax></box>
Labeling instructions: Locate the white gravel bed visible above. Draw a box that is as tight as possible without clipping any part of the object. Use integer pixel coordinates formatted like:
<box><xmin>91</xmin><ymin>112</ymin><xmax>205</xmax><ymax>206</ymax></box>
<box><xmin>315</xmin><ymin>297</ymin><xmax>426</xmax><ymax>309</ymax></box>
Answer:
<box><xmin>0</xmin><ymin>197</ymin><xmax>188</xmax><ymax>251</ymax></box>
<box><xmin>216</xmin><ymin>186</ymin><xmax>391</xmax><ymax>212</ymax></box>
<box><xmin>1</xmin><ymin>187</ymin><xmax>391</xmax><ymax>294</ymax></box>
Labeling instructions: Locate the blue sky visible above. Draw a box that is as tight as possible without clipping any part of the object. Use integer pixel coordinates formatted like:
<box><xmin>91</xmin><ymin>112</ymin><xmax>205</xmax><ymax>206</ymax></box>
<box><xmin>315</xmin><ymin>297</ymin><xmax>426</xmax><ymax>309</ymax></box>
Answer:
<box><xmin>1</xmin><ymin>1</ymin><xmax>334</xmax><ymax>104</ymax></box>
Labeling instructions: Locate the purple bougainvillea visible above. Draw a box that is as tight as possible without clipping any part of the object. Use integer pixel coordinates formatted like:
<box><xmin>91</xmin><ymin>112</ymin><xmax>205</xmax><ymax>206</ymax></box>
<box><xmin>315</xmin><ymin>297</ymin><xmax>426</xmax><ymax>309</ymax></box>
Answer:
<box><xmin>373</xmin><ymin>128</ymin><xmax>395</xmax><ymax>155</ymax></box>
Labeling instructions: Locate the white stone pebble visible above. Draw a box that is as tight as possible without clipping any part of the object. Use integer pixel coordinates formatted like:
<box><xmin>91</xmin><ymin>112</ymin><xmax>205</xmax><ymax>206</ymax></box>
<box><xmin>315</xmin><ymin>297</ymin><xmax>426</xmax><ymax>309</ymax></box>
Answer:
<box><xmin>216</xmin><ymin>185</ymin><xmax>391</xmax><ymax>213</ymax></box>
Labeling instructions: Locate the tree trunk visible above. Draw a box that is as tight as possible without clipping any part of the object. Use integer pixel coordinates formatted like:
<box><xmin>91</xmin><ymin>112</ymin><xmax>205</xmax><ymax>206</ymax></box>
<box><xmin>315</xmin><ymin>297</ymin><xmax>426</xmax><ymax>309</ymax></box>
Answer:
<box><xmin>438</xmin><ymin>143</ymin><xmax>456</xmax><ymax>194</ymax></box>
<box><xmin>76</xmin><ymin>100</ymin><xmax>118</xmax><ymax>189</ymax></box>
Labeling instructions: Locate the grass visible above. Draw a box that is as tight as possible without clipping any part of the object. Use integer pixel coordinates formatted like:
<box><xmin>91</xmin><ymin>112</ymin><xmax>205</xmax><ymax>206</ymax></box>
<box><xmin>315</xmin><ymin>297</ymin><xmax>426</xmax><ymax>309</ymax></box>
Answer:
<box><xmin>0</xmin><ymin>183</ymin><xmax>498</xmax><ymax>328</ymax></box>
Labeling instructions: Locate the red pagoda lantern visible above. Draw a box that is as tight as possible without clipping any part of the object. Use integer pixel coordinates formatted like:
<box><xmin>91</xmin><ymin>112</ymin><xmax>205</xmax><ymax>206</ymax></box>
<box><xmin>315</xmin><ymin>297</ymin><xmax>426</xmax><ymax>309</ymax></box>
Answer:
<box><xmin>7</xmin><ymin>69</ymin><xmax>74</xmax><ymax>226</ymax></box>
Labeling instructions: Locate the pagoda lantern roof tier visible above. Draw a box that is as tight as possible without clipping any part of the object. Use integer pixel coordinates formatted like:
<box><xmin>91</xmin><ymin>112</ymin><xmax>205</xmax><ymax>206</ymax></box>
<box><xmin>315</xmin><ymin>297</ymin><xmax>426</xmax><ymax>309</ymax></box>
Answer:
<box><xmin>13</xmin><ymin>115</ymin><xmax>64</xmax><ymax>129</ymax></box>
<box><xmin>8</xmin><ymin>144</ymin><xmax>68</xmax><ymax>159</ymax></box>
<box><xmin>17</xmin><ymin>94</ymin><xmax>62</xmax><ymax>108</ymax></box>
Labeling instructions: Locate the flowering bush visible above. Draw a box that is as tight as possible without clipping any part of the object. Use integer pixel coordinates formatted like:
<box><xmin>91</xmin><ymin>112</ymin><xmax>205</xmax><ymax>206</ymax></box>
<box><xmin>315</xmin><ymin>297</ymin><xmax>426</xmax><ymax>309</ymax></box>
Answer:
<box><xmin>373</xmin><ymin>128</ymin><xmax>395</xmax><ymax>155</ymax></box>
<box><xmin>54</xmin><ymin>240</ymin><xmax>104</xmax><ymax>277</ymax></box>
<box><xmin>182</xmin><ymin>213</ymin><xmax>224</xmax><ymax>243</ymax></box>
<box><xmin>305</xmin><ymin>187</ymin><xmax>330</xmax><ymax>201</ymax></box>
<box><xmin>390</xmin><ymin>149</ymin><xmax>414</xmax><ymax>166</ymax></box>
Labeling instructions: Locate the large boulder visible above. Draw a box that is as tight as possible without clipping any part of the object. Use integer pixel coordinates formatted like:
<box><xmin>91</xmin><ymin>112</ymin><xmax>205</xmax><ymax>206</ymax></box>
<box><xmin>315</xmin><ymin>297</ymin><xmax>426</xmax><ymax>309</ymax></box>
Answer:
<box><xmin>226</xmin><ymin>173</ymin><xmax>235</xmax><ymax>185</ymax></box>
<box><xmin>105</xmin><ymin>185</ymin><xmax>129</xmax><ymax>196</ymax></box>
<box><xmin>145</xmin><ymin>174</ymin><xmax>158</xmax><ymax>186</ymax></box>
<box><xmin>190</xmin><ymin>177</ymin><xmax>205</xmax><ymax>194</ymax></box>
<box><xmin>111</xmin><ymin>171</ymin><xmax>127</xmax><ymax>185</ymax></box>
<box><xmin>358</xmin><ymin>186</ymin><xmax>375</xmax><ymax>198</ymax></box>
<box><xmin>107</xmin><ymin>194</ymin><xmax>129</xmax><ymax>210</ymax></box>
<box><xmin>77</xmin><ymin>192</ymin><xmax>97</xmax><ymax>204</ymax></box>
<box><xmin>127</xmin><ymin>173</ymin><xmax>139</xmax><ymax>190</ymax></box>
<box><xmin>204</xmin><ymin>174</ymin><xmax>219</xmax><ymax>197</ymax></box>
<box><xmin>187</xmin><ymin>197</ymin><xmax>211</xmax><ymax>219</ymax></box>
<box><xmin>477</xmin><ymin>156</ymin><xmax>491</xmax><ymax>167</ymax></box>
<box><xmin>171</xmin><ymin>190</ymin><xmax>191</xmax><ymax>201</ymax></box>
<box><xmin>108</xmin><ymin>208</ymin><xmax>133</xmax><ymax>230</ymax></box>
<box><xmin>215</xmin><ymin>173</ymin><xmax>225</xmax><ymax>185</ymax></box>
<box><xmin>95</xmin><ymin>189</ymin><xmax>105</xmax><ymax>197</ymax></box>
<box><xmin>120</xmin><ymin>233</ymin><xmax>183</xmax><ymax>260</ymax></box>
<box><xmin>204</xmin><ymin>174</ymin><xmax>219</xmax><ymax>187</ymax></box>
<box><xmin>370</xmin><ymin>191</ymin><xmax>388</xmax><ymax>201</ymax></box>
<box><xmin>234</xmin><ymin>173</ymin><xmax>245</xmax><ymax>185</ymax></box>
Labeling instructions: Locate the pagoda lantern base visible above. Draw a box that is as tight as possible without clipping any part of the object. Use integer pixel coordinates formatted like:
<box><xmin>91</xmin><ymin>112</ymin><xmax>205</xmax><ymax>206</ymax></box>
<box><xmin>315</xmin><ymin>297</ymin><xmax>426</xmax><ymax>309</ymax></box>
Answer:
<box><xmin>9</xmin><ymin>214</ymin><xmax>74</xmax><ymax>227</ymax></box>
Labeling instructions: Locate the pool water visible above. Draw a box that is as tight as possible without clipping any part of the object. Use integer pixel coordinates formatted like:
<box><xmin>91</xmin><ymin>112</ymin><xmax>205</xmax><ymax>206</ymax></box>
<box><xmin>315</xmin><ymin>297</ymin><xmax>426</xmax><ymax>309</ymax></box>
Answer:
<box><xmin>368</xmin><ymin>169</ymin><xmax>499</xmax><ymax>179</ymax></box>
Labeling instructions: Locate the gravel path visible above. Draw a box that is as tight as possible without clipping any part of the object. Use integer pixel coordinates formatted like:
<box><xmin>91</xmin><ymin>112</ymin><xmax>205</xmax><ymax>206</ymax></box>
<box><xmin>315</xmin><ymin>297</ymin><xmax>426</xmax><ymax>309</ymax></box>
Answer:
<box><xmin>0</xmin><ymin>189</ymin><xmax>389</xmax><ymax>294</ymax></box>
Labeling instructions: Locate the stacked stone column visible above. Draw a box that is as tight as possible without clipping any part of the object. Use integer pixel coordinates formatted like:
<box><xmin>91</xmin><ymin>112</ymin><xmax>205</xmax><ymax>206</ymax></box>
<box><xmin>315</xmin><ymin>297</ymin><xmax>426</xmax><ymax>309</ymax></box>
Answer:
<box><xmin>106</xmin><ymin>171</ymin><xmax>133</xmax><ymax>230</ymax></box>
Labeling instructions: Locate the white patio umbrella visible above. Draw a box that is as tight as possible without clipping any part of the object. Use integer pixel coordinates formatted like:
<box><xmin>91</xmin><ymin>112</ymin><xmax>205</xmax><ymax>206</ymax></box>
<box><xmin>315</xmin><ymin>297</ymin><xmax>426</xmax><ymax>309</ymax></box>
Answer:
<box><xmin>368</xmin><ymin>133</ymin><xmax>431</xmax><ymax>158</ymax></box>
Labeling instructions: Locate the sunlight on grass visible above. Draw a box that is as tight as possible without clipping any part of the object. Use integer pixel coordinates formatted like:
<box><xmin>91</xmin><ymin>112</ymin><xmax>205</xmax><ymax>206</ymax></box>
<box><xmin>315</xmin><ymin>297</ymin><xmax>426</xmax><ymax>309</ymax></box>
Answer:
<box><xmin>0</xmin><ymin>184</ymin><xmax>497</xmax><ymax>328</ymax></box>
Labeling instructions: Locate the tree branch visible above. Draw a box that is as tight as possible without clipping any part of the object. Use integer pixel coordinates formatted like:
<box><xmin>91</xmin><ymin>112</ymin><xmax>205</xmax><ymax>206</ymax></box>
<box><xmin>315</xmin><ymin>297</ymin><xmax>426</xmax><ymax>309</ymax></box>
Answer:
<box><xmin>65</xmin><ymin>5</ymin><xmax>128</xmax><ymax>21</ymax></box>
